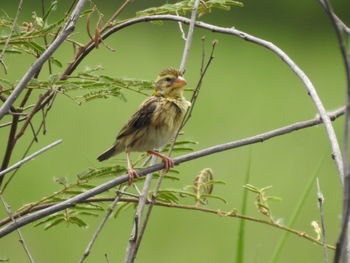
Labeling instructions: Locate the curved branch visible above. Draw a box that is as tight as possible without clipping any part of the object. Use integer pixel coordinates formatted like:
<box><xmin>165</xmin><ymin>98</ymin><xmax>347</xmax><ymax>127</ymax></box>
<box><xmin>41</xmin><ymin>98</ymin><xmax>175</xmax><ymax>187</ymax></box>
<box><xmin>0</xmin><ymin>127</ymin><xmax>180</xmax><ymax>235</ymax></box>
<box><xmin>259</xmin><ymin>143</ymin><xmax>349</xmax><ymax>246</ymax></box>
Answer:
<box><xmin>0</xmin><ymin>106</ymin><xmax>344</xmax><ymax>238</ymax></box>
<box><xmin>62</xmin><ymin>15</ymin><xmax>344</xmax><ymax>184</ymax></box>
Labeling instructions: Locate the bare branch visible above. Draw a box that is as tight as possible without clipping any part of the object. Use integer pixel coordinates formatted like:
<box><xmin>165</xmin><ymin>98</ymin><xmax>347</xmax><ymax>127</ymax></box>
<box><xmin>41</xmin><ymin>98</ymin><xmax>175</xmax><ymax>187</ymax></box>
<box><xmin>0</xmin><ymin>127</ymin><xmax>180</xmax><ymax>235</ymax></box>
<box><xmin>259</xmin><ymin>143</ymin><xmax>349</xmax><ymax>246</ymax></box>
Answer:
<box><xmin>0</xmin><ymin>0</ymin><xmax>88</xmax><ymax>120</ymax></box>
<box><xmin>0</xmin><ymin>139</ymin><xmax>63</xmax><ymax>181</ymax></box>
<box><xmin>0</xmin><ymin>0</ymin><xmax>24</xmax><ymax>73</ymax></box>
<box><xmin>0</xmin><ymin>107</ymin><xmax>344</xmax><ymax>238</ymax></box>
<box><xmin>78</xmin><ymin>187</ymin><xmax>127</xmax><ymax>263</ymax></box>
<box><xmin>179</xmin><ymin>0</ymin><xmax>200</xmax><ymax>72</ymax></box>
<box><xmin>316</xmin><ymin>178</ymin><xmax>329</xmax><ymax>263</ymax></box>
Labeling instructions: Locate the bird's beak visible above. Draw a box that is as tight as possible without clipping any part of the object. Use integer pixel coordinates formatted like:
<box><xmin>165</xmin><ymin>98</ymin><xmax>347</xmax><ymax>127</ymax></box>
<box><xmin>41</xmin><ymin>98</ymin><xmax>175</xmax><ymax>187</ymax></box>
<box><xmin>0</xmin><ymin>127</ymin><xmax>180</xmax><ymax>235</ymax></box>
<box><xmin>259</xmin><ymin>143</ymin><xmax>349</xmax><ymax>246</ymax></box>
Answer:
<box><xmin>173</xmin><ymin>76</ymin><xmax>187</xmax><ymax>88</ymax></box>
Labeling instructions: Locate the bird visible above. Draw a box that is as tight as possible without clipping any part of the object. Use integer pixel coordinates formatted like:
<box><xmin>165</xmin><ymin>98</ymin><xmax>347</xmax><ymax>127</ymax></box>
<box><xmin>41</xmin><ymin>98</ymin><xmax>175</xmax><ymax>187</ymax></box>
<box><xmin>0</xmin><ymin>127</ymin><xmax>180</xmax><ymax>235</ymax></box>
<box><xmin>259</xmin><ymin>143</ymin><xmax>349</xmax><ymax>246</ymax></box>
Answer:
<box><xmin>97</xmin><ymin>67</ymin><xmax>191</xmax><ymax>185</ymax></box>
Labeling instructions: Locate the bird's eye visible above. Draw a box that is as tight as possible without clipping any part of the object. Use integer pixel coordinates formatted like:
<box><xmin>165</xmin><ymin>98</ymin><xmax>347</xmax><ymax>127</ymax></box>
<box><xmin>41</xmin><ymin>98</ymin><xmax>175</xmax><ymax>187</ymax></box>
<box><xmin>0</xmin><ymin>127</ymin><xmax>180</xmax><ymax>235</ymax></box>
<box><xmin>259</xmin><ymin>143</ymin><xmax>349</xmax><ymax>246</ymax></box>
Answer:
<box><xmin>165</xmin><ymin>77</ymin><xmax>172</xmax><ymax>82</ymax></box>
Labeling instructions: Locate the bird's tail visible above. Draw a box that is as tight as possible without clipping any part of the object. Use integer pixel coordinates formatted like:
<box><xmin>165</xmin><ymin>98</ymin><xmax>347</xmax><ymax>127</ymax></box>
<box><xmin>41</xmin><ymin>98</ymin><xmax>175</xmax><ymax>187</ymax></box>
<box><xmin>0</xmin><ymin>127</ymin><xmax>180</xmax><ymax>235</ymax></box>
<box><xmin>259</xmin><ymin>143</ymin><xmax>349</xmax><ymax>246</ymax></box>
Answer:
<box><xmin>97</xmin><ymin>145</ymin><xmax>120</xmax><ymax>162</ymax></box>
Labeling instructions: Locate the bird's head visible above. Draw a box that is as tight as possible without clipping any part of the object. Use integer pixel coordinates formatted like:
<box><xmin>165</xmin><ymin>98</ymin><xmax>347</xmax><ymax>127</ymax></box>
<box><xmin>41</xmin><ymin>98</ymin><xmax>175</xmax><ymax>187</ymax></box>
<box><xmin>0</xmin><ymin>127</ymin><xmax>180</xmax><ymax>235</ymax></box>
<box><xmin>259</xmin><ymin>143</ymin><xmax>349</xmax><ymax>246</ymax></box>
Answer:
<box><xmin>153</xmin><ymin>68</ymin><xmax>187</xmax><ymax>98</ymax></box>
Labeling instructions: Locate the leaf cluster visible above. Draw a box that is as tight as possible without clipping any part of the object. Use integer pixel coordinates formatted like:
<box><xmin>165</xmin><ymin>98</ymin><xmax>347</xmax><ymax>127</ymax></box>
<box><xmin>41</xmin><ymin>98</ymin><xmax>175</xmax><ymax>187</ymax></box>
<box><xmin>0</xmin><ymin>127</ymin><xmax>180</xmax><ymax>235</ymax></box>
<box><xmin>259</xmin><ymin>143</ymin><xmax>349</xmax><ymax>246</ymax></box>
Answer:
<box><xmin>244</xmin><ymin>184</ymin><xmax>281</xmax><ymax>221</ymax></box>
<box><xmin>136</xmin><ymin>0</ymin><xmax>243</xmax><ymax>17</ymax></box>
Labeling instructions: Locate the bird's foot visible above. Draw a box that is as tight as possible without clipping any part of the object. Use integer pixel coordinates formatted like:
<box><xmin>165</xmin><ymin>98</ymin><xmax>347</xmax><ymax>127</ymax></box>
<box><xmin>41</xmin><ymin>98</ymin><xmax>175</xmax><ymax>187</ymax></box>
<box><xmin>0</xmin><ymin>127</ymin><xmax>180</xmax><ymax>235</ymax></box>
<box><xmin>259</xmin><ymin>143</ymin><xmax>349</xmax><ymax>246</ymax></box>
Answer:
<box><xmin>161</xmin><ymin>156</ymin><xmax>174</xmax><ymax>173</ymax></box>
<box><xmin>147</xmin><ymin>150</ymin><xmax>174</xmax><ymax>173</ymax></box>
<box><xmin>127</xmin><ymin>169</ymin><xmax>139</xmax><ymax>186</ymax></box>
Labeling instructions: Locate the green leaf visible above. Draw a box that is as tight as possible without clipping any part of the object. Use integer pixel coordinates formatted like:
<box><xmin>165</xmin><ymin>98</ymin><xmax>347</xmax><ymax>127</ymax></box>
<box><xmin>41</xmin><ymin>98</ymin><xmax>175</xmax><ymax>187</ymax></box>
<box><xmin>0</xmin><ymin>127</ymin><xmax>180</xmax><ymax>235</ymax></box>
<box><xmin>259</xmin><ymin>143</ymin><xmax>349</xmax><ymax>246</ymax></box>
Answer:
<box><xmin>69</xmin><ymin>216</ymin><xmax>88</xmax><ymax>228</ymax></box>
<box><xmin>114</xmin><ymin>202</ymin><xmax>135</xmax><ymax>218</ymax></box>
<box><xmin>43</xmin><ymin>0</ymin><xmax>58</xmax><ymax>22</ymax></box>
<box><xmin>77</xmin><ymin>165</ymin><xmax>127</xmax><ymax>180</ymax></box>
<box><xmin>236</xmin><ymin>153</ymin><xmax>251</xmax><ymax>263</ymax></box>
<box><xmin>34</xmin><ymin>214</ymin><xmax>63</xmax><ymax>227</ymax></box>
<box><xmin>200</xmin><ymin>194</ymin><xmax>227</xmax><ymax>203</ymax></box>
<box><xmin>44</xmin><ymin>218</ymin><xmax>65</xmax><ymax>230</ymax></box>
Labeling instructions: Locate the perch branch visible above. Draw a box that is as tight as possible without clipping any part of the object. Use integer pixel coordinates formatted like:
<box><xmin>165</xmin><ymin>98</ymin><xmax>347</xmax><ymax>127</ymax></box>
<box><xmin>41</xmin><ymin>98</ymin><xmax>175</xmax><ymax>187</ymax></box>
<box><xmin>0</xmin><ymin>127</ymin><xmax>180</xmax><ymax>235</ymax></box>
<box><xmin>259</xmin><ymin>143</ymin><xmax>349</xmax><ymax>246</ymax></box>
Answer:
<box><xmin>60</xmin><ymin>15</ymin><xmax>344</xmax><ymax>184</ymax></box>
<box><xmin>0</xmin><ymin>107</ymin><xmax>345</xmax><ymax>237</ymax></box>
<box><xmin>0</xmin><ymin>0</ymin><xmax>88</xmax><ymax>120</ymax></box>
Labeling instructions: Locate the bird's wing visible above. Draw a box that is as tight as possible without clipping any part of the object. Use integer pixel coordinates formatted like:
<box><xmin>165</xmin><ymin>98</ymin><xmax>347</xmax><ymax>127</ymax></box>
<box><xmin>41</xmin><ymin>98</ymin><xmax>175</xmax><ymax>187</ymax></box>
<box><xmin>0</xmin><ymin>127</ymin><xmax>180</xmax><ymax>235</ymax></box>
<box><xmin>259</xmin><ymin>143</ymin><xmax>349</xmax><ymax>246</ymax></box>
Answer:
<box><xmin>116</xmin><ymin>96</ymin><xmax>158</xmax><ymax>140</ymax></box>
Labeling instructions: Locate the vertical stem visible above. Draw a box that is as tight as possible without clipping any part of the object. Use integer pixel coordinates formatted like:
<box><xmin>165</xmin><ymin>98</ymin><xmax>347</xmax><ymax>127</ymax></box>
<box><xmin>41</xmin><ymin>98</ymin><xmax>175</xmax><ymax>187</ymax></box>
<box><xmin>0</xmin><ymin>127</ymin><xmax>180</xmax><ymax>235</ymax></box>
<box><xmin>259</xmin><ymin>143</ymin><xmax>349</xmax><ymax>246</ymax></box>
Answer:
<box><xmin>316</xmin><ymin>178</ymin><xmax>329</xmax><ymax>263</ymax></box>
<box><xmin>179</xmin><ymin>0</ymin><xmax>201</xmax><ymax>73</ymax></box>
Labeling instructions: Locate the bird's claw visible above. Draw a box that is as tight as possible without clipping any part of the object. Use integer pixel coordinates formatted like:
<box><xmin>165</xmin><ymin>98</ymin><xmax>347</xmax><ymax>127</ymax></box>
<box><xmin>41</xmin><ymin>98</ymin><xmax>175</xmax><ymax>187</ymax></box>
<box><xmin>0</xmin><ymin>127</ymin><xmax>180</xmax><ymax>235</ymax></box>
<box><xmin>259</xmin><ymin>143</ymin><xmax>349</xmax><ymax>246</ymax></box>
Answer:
<box><xmin>127</xmin><ymin>169</ymin><xmax>139</xmax><ymax>186</ymax></box>
<box><xmin>162</xmin><ymin>156</ymin><xmax>174</xmax><ymax>173</ymax></box>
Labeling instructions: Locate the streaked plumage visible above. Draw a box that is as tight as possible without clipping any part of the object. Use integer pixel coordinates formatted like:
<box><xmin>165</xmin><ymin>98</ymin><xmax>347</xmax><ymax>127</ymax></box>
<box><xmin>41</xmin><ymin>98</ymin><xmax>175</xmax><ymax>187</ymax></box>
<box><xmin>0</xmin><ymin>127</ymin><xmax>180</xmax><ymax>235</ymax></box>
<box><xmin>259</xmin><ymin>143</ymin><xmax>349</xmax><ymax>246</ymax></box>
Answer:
<box><xmin>97</xmin><ymin>68</ymin><xmax>191</xmax><ymax>185</ymax></box>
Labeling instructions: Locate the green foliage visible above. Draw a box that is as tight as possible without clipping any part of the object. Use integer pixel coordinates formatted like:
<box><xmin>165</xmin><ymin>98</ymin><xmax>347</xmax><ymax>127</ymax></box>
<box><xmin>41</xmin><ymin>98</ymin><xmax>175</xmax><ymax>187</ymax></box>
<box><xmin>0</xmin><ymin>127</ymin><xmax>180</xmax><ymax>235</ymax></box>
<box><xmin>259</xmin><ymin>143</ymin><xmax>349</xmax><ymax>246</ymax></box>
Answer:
<box><xmin>34</xmin><ymin>205</ymin><xmax>100</xmax><ymax>230</ymax></box>
<box><xmin>161</xmin><ymin>139</ymin><xmax>198</xmax><ymax>153</ymax></box>
<box><xmin>244</xmin><ymin>184</ymin><xmax>281</xmax><ymax>221</ymax></box>
<box><xmin>136</xmin><ymin>0</ymin><xmax>243</xmax><ymax>17</ymax></box>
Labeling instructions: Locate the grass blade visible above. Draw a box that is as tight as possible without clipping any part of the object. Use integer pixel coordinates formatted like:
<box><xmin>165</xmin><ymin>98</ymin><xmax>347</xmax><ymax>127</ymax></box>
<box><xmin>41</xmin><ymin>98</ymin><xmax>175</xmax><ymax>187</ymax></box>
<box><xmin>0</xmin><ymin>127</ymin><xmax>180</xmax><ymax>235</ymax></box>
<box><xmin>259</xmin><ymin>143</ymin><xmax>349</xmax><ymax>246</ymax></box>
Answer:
<box><xmin>269</xmin><ymin>156</ymin><xmax>325</xmax><ymax>263</ymax></box>
<box><xmin>236</xmin><ymin>152</ymin><xmax>252</xmax><ymax>263</ymax></box>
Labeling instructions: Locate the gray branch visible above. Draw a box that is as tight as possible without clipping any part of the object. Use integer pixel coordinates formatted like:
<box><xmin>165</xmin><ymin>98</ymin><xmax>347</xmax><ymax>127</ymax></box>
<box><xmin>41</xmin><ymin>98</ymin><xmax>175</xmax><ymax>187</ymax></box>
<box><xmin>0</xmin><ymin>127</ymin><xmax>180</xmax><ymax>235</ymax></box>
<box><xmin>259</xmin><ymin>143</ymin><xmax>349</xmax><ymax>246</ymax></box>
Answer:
<box><xmin>0</xmin><ymin>0</ymin><xmax>87</xmax><ymax>120</ymax></box>
<box><xmin>0</xmin><ymin>106</ymin><xmax>344</xmax><ymax>238</ymax></box>
<box><xmin>0</xmin><ymin>139</ymin><xmax>63</xmax><ymax>179</ymax></box>
<box><xmin>179</xmin><ymin>0</ymin><xmax>200</xmax><ymax>72</ymax></box>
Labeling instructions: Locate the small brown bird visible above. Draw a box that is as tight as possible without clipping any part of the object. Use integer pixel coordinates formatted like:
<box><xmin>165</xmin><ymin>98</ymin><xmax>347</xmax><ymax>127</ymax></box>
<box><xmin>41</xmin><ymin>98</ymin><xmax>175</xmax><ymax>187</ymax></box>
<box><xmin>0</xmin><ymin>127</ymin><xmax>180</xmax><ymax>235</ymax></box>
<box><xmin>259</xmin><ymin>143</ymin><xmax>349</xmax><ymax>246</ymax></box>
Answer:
<box><xmin>97</xmin><ymin>68</ymin><xmax>191</xmax><ymax>185</ymax></box>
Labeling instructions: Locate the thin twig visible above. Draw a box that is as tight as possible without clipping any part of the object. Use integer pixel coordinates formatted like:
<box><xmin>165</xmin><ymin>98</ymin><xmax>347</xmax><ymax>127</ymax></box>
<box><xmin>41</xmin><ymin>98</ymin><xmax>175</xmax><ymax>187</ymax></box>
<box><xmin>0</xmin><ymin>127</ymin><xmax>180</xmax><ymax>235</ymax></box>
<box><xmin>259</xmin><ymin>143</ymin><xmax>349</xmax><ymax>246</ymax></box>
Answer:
<box><xmin>179</xmin><ymin>0</ymin><xmax>200</xmax><ymax>73</ymax></box>
<box><xmin>0</xmin><ymin>0</ymin><xmax>88</xmax><ymax>120</ymax></box>
<box><xmin>0</xmin><ymin>194</ymin><xmax>35</xmax><ymax>263</ymax></box>
<box><xmin>0</xmin><ymin>139</ymin><xmax>63</xmax><ymax>180</ymax></box>
<box><xmin>175</xmin><ymin>11</ymin><xmax>187</xmax><ymax>41</ymax></box>
<box><xmin>0</xmin><ymin>0</ymin><xmax>24</xmax><ymax>74</ymax></box>
<box><xmin>0</xmin><ymin>106</ymin><xmax>345</xmax><ymax>237</ymax></box>
<box><xmin>316</xmin><ymin>178</ymin><xmax>329</xmax><ymax>263</ymax></box>
<box><xmin>183</xmin><ymin>39</ymin><xmax>217</xmax><ymax>127</ymax></box>
<box><xmin>60</xmin><ymin>14</ymin><xmax>344</xmax><ymax>185</ymax></box>
<box><xmin>78</xmin><ymin>187</ymin><xmax>127</xmax><ymax>263</ymax></box>
<box><xmin>123</xmin><ymin>156</ymin><xmax>157</xmax><ymax>263</ymax></box>
<box><xmin>0</xmin><ymin>196</ymin><xmax>336</xmax><ymax>250</ymax></box>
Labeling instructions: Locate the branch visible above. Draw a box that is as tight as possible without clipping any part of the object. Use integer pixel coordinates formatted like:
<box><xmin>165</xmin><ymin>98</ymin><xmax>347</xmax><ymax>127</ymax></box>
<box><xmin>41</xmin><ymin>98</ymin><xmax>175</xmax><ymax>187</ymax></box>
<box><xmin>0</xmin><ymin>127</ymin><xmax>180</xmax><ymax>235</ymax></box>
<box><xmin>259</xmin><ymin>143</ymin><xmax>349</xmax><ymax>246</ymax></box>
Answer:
<box><xmin>0</xmin><ymin>107</ymin><xmax>345</xmax><ymax>237</ymax></box>
<box><xmin>0</xmin><ymin>139</ymin><xmax>63</xmax><ymax>181</ymax></box>
<box><xmin>0</xmin><ymin>197</ymin><xmax>336</xmax><ymax>250</ymax></box>
<box><xmin>179</xmin><ymin>0</ymin><xmax>200</xmax><ymax>73</ymax></box>
<box><xmin>61</xmin><ymin>15</ymin><xmax>344</xmax><ymax>184</ymax></box>
<box><xmin>0</xmin><ymin>0</ymin><xmax>88</xmax><ymax>120</ymax></box>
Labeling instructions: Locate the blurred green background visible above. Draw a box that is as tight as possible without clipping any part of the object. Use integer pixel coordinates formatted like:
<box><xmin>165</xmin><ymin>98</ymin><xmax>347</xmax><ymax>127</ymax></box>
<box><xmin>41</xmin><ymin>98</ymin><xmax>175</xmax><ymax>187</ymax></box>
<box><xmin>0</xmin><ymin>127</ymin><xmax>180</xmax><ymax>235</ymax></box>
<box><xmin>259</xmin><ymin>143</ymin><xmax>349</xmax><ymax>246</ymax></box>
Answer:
<box><xmin>1</xmin><ymin>0</ymin><xmax>350</xmax><ymax>262</ymax></box>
